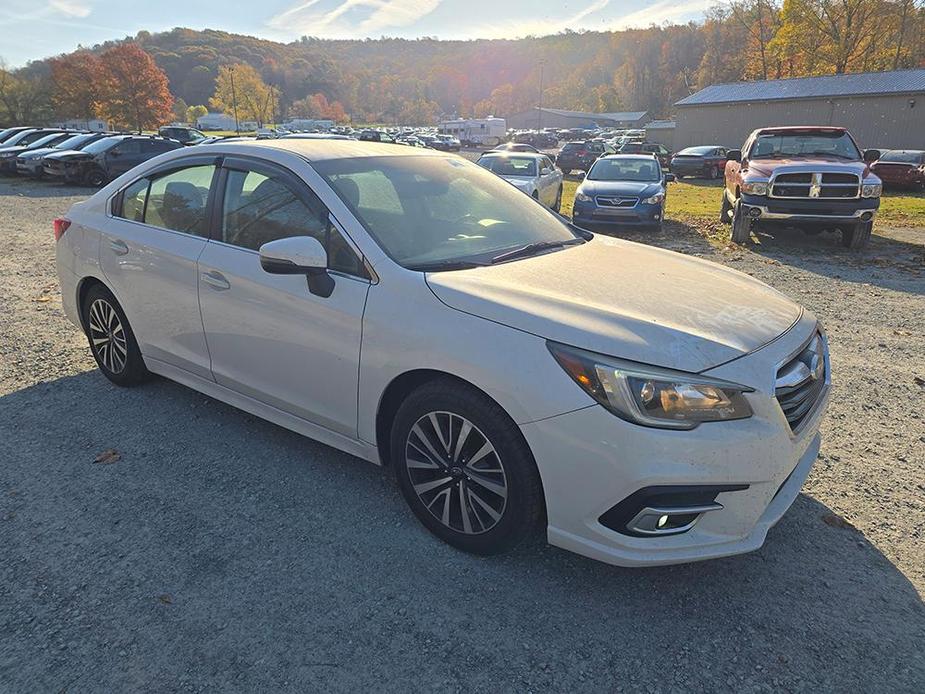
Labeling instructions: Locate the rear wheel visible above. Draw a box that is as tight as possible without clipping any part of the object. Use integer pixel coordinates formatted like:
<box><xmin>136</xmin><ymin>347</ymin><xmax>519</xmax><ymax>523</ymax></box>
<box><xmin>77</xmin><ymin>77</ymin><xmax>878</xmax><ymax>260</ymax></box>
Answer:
<box><xmin>730</xmin><ymin>199</ymin><xmax>752</xmax><ymax>244</ymax></box>
<box><xmin>81</xmin><ymin>284</ymin><xmax>150</xmax><ymax>386</ymax></box>
<box><xmin>391</xmin><ymin>380</ymin><xmax>544</xmax><ymax>555</ymax></box>
<box><xmin>841</xmin><ymin>221</ymin><xmax>872</xmax><ymax>250</ymax></box>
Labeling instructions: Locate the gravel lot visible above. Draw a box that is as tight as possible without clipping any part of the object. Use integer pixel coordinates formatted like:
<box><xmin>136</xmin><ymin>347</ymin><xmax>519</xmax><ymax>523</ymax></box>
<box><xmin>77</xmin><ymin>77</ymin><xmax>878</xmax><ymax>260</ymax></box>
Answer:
<box><xmin>1</xmin><ymin>177</ymin><xmax>923</xmax><ymax>693</ymax></box>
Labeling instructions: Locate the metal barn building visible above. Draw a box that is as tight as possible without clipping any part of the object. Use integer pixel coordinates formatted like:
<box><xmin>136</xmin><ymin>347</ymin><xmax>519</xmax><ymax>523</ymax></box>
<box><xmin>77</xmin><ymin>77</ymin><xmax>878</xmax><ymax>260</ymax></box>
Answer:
<box><xmin>673</xmin><ymin>69</ymin><xmax>925</xmax><ymax>151</ymax></box>
<box><xmin>506</xmin><ymin>107</ymin><xmax>648</xmax><ymax>130</ymax></box>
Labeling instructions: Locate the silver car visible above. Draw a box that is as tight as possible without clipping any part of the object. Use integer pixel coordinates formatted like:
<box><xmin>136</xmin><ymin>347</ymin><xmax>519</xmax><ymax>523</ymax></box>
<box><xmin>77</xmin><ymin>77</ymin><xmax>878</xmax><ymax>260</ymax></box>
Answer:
<box><xmin>476</xmin><ymin>152</ymin><xmax>564</xmax><ymax>212</ymax></box>
<box><xmin>55</xmin><ymin>140</ymin><xmax>829</xmax><ymax>566</ymax></box>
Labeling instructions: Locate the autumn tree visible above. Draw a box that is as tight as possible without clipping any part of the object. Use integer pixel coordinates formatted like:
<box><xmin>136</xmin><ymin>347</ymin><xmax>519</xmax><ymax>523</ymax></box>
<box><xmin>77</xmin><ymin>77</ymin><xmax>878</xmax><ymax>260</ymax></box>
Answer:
<box><xmin>49</xmin><ymin>52</ymin><xmax>104</xmax><ymax>125</ymax></box>
<box><xmin>172</xmin><ymin>96</ymin><xmax>189</xmax><ymax>123</ymax></box>
<box><xmin>0</xmin><ymin>62</ymin><xmax>54</xmax><ymax>124</ymax></box>
<box><xmin>289</xmin><ymin>93</ymin><xmax>348</xmax><ymax>122</ymax></box>
<box><xmin>186</xmin><ymin>104</ymin><xmax>208</xmax><ymax>124</ymax></box>
<box><xmin>211</xmin><ymin>64</ymin><xmax>278</xmax><ymax>127</ymax></box>
<box><xmin>98</xmin><ymin>44</ymin><xmax>173</xmax><ymax>131</ymax></box>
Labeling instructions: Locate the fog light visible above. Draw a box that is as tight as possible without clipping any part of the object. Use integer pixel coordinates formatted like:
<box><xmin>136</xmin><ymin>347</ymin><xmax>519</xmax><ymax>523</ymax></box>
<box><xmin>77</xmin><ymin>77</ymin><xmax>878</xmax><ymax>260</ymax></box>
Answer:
<box><xmin>748</xmin><ymin>207</ymin><xmax>762</xmax><ymax>218</ymax></box>
<box><xmin>657</xmin><ymin>515</ymin><xmax>669</xmax><ymax>529</ymax></box>
<box><xmin>860</xmin><ymin>211</ymin><xmax>873</xmax><ymax>221</ymax></box>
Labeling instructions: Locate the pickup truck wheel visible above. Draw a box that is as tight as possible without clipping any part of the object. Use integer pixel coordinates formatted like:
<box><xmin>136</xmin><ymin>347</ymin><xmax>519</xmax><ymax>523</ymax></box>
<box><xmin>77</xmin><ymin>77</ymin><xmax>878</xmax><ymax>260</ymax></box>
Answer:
<box><xmin>730</xmin><ymin>200</ymin><xmax>752</xmax><ymax>244</ymax></box>
<box><xmin>719</xmin><ymin>192</ymin><xmax>733</xmax><ymax>225</ymax></box>
<box><xmin>841</xmin><ymin>221</ymin><xmax>872</xmax><ymax>250</ymax></box>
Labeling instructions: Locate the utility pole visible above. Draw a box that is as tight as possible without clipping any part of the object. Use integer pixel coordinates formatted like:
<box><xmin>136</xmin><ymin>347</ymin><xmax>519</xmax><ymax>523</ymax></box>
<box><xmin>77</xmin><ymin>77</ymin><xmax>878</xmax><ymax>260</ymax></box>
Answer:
<box><xmin>230</xmin><ymin>66</ymin><xmax>240</xmax><ymax>135</ymax></box>
<box><xmin>537</xmin><ymin>60</ymin><xmax>545</xmax><ymax>131</ymax></box>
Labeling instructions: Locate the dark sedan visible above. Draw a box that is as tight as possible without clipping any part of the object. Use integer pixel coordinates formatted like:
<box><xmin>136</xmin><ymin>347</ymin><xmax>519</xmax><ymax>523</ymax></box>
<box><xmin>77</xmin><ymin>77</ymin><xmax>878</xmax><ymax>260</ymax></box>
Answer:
<box><xmin>0</xmin><ymin>131</ymin><xmax>73</xmax><ymax>173</ymax></box>
<box><xmin>555</xmin><ymin>140</ymin><xmax>615</xmax><ymax>174</ymax></box>
<box><xmin>16</xmin><ymin>132</ymin><xmax>109</xmax><ymax>177</ymax></box>
<box><xmin>870</xmin><ymin>150</ymin><xmax>925</xmax><ymax>191</ymax></box>
<box><xmin>669</xmin><ymin>146</ymin><xmax>729</xmax><ymax>180</ymax></box>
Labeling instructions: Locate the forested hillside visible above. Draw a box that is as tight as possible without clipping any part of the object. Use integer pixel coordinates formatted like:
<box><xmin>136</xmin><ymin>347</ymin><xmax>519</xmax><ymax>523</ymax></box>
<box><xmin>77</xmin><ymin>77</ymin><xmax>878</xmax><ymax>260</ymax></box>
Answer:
<box><xmin>3</xmin><ymin>1</ymin><xmax>923</xmax><ymax>125</ymax></box>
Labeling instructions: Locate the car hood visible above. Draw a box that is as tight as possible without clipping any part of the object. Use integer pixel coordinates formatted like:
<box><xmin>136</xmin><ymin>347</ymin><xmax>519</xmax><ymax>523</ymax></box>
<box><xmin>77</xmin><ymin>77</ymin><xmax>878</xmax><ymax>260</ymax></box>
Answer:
<box><xmin>17</xmin><ymin>146</ymin><xmax>58</xmax><ymax>160</ymax></box>
<box><xmin>578</xmin><ymin>179</ymin><xmax>661</xmax><ymax>198</ymax></box>
<box><xmin>44</xmin><ymin>150</ymin><xmax>91</xmax><ymax>162</ymax></box>
<box><xmin>0</xmin><ymin>145</ymin><xmax>28</xmax><ymax>155</ymax></box>
<box><xmin>504</xmin><ymin>176</ymin><xmax>535</xmax><ymax>189</ymax></box>
<box><xmin>426</xmin><ymin>236</ymin><xmax>802</xmax><ymax>372</ymax></box>
<box><xmin>746</xmin><ymin>157</ymin><xmax>871</xmax><ymax>178</ymax></box>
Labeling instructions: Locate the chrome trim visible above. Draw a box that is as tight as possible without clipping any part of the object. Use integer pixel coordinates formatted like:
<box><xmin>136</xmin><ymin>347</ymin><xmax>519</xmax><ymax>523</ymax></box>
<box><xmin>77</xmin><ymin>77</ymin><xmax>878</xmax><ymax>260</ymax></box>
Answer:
<box><xmin>627</xmin><ymin>503</ymin><xmax>724</xmax><ymax>536</ymax></box>
<box><xmin>768</xmin><ymin>166</ymin><xmax>861</xmax><ymax>200</ymax></box>
<box><xmin>751</xmin><ymin>206</ymin><xmax>874</xmax><ymax>222</ymax></box>
<box><xmin>595</xmin><ymin>196</ymin><xmax>639</xmax><ymax>209</ymax></box>
<box><xmin>774</xmin><ymin>329</ymin><xmax>830</xmax><ymax>435</ymax></box>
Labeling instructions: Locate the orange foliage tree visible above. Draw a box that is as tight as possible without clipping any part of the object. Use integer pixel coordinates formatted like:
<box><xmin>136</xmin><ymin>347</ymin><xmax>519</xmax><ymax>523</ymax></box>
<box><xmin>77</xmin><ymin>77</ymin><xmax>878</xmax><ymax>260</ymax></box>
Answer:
<box><xmin>49</xmin><ymin>51</ymin><xmax>104</xmax><ymax>125</ymax></box>
<box><xmin>98</xmin><ymin>44</ymin><xmax>173</xmax><ymax>131</ymax></box>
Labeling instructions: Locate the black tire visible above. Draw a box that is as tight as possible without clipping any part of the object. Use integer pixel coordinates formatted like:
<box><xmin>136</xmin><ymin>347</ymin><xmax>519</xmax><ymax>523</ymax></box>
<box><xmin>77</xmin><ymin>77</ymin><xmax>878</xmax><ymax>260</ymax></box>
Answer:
<box><xmin>708</xmin><ymin>165</ymin><xmax>719</xmax><ymax>179</ymax></box>
<box><xmin>532</xmin><ymin>190</ymin><xmax>540</xmax><ymax>201</ymax></box>
<box><xmin>390</xmin><ymin>380</ymin><xmax>544</xmax><ymax>556</ymax></box>
<box><xmin>552</xmin><ymin>186</ymin><xmax>562</xmax><ymax>213</ymax></box>
<box><xmin>841</xmin><ymin>221</ymin><xmax>872</xmax><ymax>250</ymax></box>
<box><xmin>730</xmin><ymin>199</ymin><xmax>751</xmax><ymax>244</ymax></box>
<box><xmin>719</xmin><ymin>191</ymin><xmax>733</xmax><ymax>225</ymax></box>
<box><xmin>85</xmin><ymin>167</ymin><xmax>107</xmax><ymax>187</ymax></box>
<box><xmin>81</xmin><ymin>284</ymin><xmax>150</xmax><ymax>386</ymax></box>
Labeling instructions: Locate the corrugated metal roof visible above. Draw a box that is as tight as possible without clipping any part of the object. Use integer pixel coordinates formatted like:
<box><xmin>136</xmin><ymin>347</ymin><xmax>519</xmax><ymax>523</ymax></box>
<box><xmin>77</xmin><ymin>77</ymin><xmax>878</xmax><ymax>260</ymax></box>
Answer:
<box><xmin>675</xmin><ymin>69</ymin><xmax>925</xmax><ymax>106</ymax></box>
<box><xmin>645</xmin><ymin>120</ymin><xmax>676</xmax><ymax>129</ymax></box>
<box><xmin>537</xmin><ymin>107</ymin><xmax>648</xmax><ymax>121</ymax></box>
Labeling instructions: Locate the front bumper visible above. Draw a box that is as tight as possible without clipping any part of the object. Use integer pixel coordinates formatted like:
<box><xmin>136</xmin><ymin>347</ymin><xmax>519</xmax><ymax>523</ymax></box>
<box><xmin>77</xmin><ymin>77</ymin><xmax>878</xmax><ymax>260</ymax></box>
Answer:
<box><xmin>520</xmin><ymin>316</ymin><xmax>829</xmax><ymax>567</ymax></box>
<box><xmin>741</xmin><ymin>192</ymin><xmax>880</xmax><ymax>224</ymax></box>
<box><xmin>573</xmin><ymin>200</ymin><xmax>663</xmax><ymax>227</ymax></box>
<box><xmin>16</xmin><ymin>158</ymin><xmax>42</xmax><ymax>176</ymax></box>
<box><xmin>0</xmin><ymin>157</ymin><xmax>18</xmax><ymax>173</ymax></box>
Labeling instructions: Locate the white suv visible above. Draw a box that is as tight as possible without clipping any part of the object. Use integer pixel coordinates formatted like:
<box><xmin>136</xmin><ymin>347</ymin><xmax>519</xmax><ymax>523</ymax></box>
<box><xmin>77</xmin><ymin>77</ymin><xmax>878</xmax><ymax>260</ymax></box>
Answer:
<box><xmin>55</xmin><ymin>140</ymin><xmax>830</xmax><ymax>566</ymax></box>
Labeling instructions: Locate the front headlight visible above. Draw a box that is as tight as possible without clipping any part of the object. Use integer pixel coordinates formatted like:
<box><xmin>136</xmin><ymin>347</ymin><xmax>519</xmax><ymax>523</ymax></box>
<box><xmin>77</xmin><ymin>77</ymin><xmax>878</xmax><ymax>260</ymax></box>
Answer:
<box><xmin>575</xmin><ymin>192</ymin><xmax>593</xmax><ymax>203</ymax></box>
<box><xmin>861</xmin><ymin>183</ymin><xmax>882</xmax><ymax>198</ymax></box>
<box><xmin>548</xmin><ymin>342</ymin><xmax>753</xmax><ymax>429</ymax></box>
<box><xmin>741</xmin><ymin>180</ymin><xmax>769</xmax><ymax>196</ymax></box>
<box><xmin>642</xmin><ymin>192</ymin><xmax>665</xmax><ymax>205</ymax></box>
<box><xmin>0</xmin><ymin>152</ymin><xmax>16</xmax><ymax>159</ymax></box>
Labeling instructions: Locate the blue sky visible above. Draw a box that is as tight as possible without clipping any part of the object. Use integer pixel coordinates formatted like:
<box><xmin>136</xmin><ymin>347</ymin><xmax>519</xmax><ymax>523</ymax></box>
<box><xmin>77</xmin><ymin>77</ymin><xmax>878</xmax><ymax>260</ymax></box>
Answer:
<box><xmin>1</xmin><ymin>0</ymin><xmax>715</xmax><ymax>67</ymax></box>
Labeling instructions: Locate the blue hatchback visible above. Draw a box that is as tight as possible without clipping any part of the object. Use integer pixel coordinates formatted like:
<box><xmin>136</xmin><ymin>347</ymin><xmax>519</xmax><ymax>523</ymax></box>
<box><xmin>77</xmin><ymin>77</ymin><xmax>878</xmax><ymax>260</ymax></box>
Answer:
<box><xmin>572</xmin><ymin>154</ymin><xmax>674</xmax><ymax>230</ymax></box>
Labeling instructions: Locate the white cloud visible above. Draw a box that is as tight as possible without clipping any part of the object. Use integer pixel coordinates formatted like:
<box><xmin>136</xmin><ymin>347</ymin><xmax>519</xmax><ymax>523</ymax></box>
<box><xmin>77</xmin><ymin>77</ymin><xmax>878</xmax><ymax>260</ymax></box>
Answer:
<box><xmin>606</xmin><ymin>0</ymin><xmax>714</xmax><ymax>31</ymax></box>
<box><xmin>462</xmin><ymin>0</ymin><xmax>611</xmax><ymax>41</ymax></box>
<box><xmin>48</xmin><ymin>0</ymin><xmax>92</xmax><ymax>18</ymax></box>
<box><xmin>269</xmin><ymin>0</ymin><xmax>442</xmax><ymax>37</ymax></box>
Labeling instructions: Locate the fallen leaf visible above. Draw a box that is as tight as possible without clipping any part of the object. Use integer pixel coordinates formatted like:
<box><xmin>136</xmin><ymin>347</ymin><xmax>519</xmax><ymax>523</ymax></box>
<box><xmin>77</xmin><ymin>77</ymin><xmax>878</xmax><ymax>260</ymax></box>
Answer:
<box><xmin>893</xmin><ymin>329</ymin><xmax>913</xmax><ymax>336</ymax></box>
<box><xmin>158</xmin><ymin>593</ymin><xmax>173</xmax><ymax>605</ymax></box>
<box><xmin>33</xmin><ymin>295</ymin><xmax>51</xmax><ymax>303</ymax></box>
<box><xmin>822</xmin><ymin>513</ymin><xmax>856</xmax><ymax>531</ymax></box>
<box><xmin>93</xmin><ymin>449</ymin><xmax>121</xmax><ymax>464</ymax></box>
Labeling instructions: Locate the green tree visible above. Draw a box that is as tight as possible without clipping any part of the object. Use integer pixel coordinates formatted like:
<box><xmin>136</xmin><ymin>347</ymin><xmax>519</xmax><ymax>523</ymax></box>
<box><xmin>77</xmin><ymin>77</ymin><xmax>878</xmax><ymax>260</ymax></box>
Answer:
<box><xmin>210</xmin><ymin>63</ymin><xmax>278</xmax><ymax>127</ymax></box>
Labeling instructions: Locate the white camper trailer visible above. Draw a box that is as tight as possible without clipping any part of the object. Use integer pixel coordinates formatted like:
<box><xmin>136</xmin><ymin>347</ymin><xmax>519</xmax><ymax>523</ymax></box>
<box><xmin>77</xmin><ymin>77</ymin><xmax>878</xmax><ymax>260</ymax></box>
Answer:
<box><xmin>439</xmin><ymin>117</ymin><xmax>506</xmax><ymax>147</ymax></box>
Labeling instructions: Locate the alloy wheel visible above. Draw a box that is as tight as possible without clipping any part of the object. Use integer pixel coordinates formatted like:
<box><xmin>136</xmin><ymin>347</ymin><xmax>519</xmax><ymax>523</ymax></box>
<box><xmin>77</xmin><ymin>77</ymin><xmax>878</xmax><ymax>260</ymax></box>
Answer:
<box><xmin>404</xmin><ymin>411</ymin><xmax>508</xmax><ymax>535</ymax></box>
<box><xmin>88</xmin><ymin>298</ymin><xmax>127</xmax><ymax>374</ymax></box>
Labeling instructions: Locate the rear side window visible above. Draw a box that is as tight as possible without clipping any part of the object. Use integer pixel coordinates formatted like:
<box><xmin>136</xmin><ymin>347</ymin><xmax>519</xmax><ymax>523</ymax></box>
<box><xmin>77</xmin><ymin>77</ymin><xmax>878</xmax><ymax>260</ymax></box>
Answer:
<box><xmin>143</xmin><ymin>165</ymin><xmax>215</xmax><ymax>236</ymax></box>
<box><xmin>120</xmin><ymin>178</ymin><xmax>148</xmax><ymax>222</ymax></box>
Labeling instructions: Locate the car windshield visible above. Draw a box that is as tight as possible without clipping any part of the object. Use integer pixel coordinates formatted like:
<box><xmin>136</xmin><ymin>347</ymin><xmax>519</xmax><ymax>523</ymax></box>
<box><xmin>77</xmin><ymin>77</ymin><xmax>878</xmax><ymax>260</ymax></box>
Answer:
<box><xmin>678</xmin><ymin>146</ymin><xmax>715</xmax><ymax>155</ymax></box>
<box><xmin>314</xmin><ymin>155</ymin><xmax>580</xmax><ymax>268</ymax></box>
<box><xmin>587</xmin><ymin>158</ymin><xmax>661</xmax><ymax>182</ymax></box>
<box><xmin>53</xmin><ymin>133</ymin><xmax>95</xmax><ymax>150</ymax></box>
<box><xmin>561</xmin><ymin>143</ymin><xmax>586</xmax><ymax>152</ymax></box>
<box><xmin>478</xmin><ymin>156</ymin><xmax>537</xmax><ymax>177</ymax></box>
<box><xmin>750</xmin><ymin>131</ymin><xmax>861</xmax><ymax>159</ymax></box>
<box><xmin>80</xmin><ymin>137</ymin><xmax>122</xmax><ymax>154</ymax></box>
<box><xmin>4</xmin><ymin>130</ymin><xmax>45</xmax><ymax>146</ymax></box>
<box><xmin>878</xmin><ymin>150</ymin><xmax>923</xmax><ymax>164</ymax></box>
<box><xmin>25</xmin><ymin>133</ymin><xmax>66</xmax><ymax>148</ymax></box>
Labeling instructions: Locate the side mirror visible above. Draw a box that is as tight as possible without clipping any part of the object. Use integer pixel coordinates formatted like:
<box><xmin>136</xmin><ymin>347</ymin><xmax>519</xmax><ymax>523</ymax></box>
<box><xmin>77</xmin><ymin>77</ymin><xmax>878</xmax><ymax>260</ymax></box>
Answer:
<box><xmin>664</xmin><ymin>173</ymin><xmax>676</xmax><ymax>183</ymax></box>
<box><xmin>259</xmin><ymin>236</ymin><xmax>334</xmax><ymax>298</ymax></box>
<box><xmin>863</xmin><ymin>149</ymin><xmax>881</xmax><ymax>163</ymax></box>
<box><xmin>727</xmin><ymin>149</ymin><xmax>742</xmax><ymax>162</ymax></box>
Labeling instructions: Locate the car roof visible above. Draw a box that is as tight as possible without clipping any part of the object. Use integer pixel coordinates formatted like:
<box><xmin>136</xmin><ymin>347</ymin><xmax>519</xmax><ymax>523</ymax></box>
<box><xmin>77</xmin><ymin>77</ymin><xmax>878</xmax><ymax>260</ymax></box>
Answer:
<box><xmin>478</xmin><ymin>151</ymin><xmax>544</xmax><ymax>160</ymax></box>
<box><xmin>598</xmin><ymin>154</ymin><xmax>659</xmax><ymax>161</ymax></box>
<box><xmin>220</xmin><ymin>138</ymin><xmax>449</xmax><ymax>162</ymax></box>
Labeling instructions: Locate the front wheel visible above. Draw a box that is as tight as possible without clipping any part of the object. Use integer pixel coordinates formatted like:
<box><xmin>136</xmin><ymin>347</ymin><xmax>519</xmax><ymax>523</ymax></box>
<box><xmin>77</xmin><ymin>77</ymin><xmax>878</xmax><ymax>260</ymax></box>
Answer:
<box><xmin>391</xmin><ymin>381</ymin><xmax>544</xmax><ymax>555</ymax></box>
<box><xmin>719</xmin><ymin>191</ymin><xmax>733</xmax><ymax>225</ymax></box>
<box><xmin>85</xmin><ymin>167</ymin><xmax>107</xmax><ymax>187</ymax></box>
<box><xmin>708</xmin><ymin>165</ymin><xmax>720</xmax><ymax>179</ymax></box>
<box><xmin>552</xmin><ymin>186</ymin><xmax>563</xmax><ymax>213</ymax></box>
<box><xmin>81</xmin><ymin>284</ymin><xmax>150</xmax><ymax>386</ymax></box>
<box><xmin>730</xmin><ymin>199</ymin><xmax>752</xmax><ymax>244</ymax></box>
<box><xmin>841</xmin><ymin>221</ymin><xmax>872</xmax><ymax>250</ymax></box>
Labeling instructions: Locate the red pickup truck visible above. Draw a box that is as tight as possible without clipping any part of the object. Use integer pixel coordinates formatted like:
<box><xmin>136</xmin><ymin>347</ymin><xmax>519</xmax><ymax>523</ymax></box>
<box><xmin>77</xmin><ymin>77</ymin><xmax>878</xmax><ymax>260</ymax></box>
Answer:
<box><xmin>720</xmin><ymin>126</ymin><xmax>882</xmax><ymax>249</ymax></box>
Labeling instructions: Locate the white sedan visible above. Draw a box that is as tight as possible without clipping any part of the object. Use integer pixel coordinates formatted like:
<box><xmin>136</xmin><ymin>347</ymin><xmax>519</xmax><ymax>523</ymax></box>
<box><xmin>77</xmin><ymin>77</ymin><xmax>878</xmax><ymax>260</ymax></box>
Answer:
<box><xmin>476</xmin><ymin>152</ymin><xmax>564</xmax><ymax>212</ymax></box>
<box><xmin>55</xmin><ymin>140</ymin><xmax>829</xmax><ymax>566</ymax></box>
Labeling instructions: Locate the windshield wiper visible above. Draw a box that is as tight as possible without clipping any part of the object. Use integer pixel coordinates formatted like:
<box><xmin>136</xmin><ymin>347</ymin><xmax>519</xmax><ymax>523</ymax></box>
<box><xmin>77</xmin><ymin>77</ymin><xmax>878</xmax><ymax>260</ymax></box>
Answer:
<box><xmin>490</xmin><ymin>237</ymin><xmax>584</xmax><ymax>264</ymax></box>
<box><xmin>405</xmin><ymin>259</ymin><xmax>488</xmax><ymax>272</ymax></box>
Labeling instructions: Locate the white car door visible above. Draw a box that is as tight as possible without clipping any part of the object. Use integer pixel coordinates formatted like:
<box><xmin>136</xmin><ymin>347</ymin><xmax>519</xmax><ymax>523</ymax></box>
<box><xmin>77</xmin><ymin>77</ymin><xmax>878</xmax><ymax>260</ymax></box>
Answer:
<box><xmin>100</xmin><ymin>160</ymin><xmax>215</xmax><ymax>378</ymax></box>
<box><xmin>538</xmin><ymin>157</ymin><xmax>558</xmax><ymax>207</ymax></box>
<box><xmin>196</xmin><ymin>157</ymin><xmax>371</xmax><ymax>437</ymax></box>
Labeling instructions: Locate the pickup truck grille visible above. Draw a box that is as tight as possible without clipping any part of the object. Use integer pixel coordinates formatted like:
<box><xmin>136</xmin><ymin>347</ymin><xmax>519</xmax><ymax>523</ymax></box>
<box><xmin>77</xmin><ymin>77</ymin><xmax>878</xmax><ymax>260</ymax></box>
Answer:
<box><xmin>775</xmin><ymin>332</ymin><xmax>828</xmax><ymax>433</ymax></box>
<box><xmin>770</xmin><ymin>172</ymin><xmax>860</xmax><ymax>199</ymax></box>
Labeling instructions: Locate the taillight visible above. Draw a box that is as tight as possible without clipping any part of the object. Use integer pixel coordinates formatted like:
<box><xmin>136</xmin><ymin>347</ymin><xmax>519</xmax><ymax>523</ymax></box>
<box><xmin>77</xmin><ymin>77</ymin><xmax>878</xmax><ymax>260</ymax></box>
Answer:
<box><xmin>578</xmin><ymin>150</ymin><xmax>588</xmax><ymax>156</ymax></box>
<box><xmin>53</xmin><ymin>217</ymin><xmax>71</xmax><ymax>241</ymax></box>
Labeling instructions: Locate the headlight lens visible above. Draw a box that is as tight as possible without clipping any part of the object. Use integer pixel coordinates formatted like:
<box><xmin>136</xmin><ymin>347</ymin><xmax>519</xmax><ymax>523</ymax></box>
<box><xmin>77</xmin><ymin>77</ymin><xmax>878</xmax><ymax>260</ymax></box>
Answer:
<box><xmin>741</xmin><ymin>180</ymin><xmax>769</xmax><ymax>196</ymax></box>
<box><xmin>575</xmin><ymin>192</ymin><xmax>593</xmax><ymax>202</ymax></box>
<box><xmin>548</xmin><ymin>342</ymin><xmax>753</xmax><ymax>429</ymax></box>
<box><xmin>642</xmin><ymin>192</ymin><xmax>665</xmax><ymax>205</ymax></box>
<box><xmin>861</xmin><ymin>183</ymin><xmax>882</xmax><ymax>198</ymax></box>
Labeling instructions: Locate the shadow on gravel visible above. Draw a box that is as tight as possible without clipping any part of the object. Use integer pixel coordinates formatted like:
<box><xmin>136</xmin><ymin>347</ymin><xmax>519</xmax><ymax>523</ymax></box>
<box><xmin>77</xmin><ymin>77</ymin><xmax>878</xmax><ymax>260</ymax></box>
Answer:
<box><xmin>0</xmin><ymin>177</ymin><xmax>89</xmax><ymax>198</ymax></box>
<box><xmin>1</xmin><ymin>372</ymin><xmax>923</xmax><ymax>692</ymax></box>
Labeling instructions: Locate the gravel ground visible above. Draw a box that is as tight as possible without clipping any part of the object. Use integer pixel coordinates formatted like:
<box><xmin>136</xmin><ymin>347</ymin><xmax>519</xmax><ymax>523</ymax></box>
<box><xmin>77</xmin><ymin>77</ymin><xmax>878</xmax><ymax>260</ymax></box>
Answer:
<box><xmin>1</xmin><ymin>177</ymin><xmax>923</xmax><ymax>693</ymax></box>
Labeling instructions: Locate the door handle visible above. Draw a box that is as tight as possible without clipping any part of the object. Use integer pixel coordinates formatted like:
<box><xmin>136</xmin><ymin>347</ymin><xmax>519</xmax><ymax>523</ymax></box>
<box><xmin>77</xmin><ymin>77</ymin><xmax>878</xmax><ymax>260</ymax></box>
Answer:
<box><xmin>201</xmin><ymin>270</ymin><xmax>231</xmax><ymax>291</ymax></box>
<box><xmin>108</xmin><ymin>238</ymin><xmax>129</xmax><ymax>256</ymax></box>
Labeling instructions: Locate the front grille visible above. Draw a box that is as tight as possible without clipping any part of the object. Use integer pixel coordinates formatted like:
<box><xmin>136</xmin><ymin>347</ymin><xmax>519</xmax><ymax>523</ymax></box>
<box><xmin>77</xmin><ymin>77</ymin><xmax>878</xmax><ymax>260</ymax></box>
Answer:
<box><xmin>775</xmin><ymin>332</ymin><xmax>828</xmax><ymax>432</ymax></box>
<box><xmin>770</xmin><ymin>172</ymin><xmax>860</xmax><ymax>199</ymax></box>
<box><xmin>596</xmin><ymin>196</ymin><xmax>638</xmax><ymax>208</ymax></box>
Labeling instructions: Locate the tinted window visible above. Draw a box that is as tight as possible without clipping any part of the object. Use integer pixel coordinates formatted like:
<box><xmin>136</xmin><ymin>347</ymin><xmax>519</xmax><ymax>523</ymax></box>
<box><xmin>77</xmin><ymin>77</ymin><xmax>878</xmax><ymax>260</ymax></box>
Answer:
<box><xmin>81</xmin><ymin>137</ymin><xmax>122</xmax><ymax>155</ymax></box>
<box><xmin>878</xmin><ymin>150</ymin><xmax>924</xmax><ymax>164</ymax></box>
<box><xmin>112</xmin><ymin>140</ymin><xmax>143</xmax><ymax>156</ymax></box>
<box><xmin>144</xmin><ymin>140</ymin><xmax>180</xmax><ymax>154</ymax></box>
<box><xmin>119</xmin><ymin>178</ymin><xmax>149</xmax><ymax>222</ymax></box>
<box><xmin>144</xmin><ymin>165</ymin><xmax>214</xmax><ymax>236</ymax></box>
<box><xmin>221</xmin><ymin>168</ymin><xmax>362</xmax><ymax>276</ymax></box>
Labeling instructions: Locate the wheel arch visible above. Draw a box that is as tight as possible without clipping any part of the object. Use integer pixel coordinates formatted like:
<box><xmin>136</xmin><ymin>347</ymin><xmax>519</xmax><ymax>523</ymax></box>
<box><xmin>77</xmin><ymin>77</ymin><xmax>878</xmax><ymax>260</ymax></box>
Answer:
<box><xmin>75</xmin><ymin>275</ymin><xmax>111</xmax><ymax>332</ymax></box>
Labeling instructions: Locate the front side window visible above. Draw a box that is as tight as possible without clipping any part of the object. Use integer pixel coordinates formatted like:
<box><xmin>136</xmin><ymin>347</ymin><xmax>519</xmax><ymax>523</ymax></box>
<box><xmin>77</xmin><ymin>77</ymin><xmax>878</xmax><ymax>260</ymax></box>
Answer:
<box><xmin>112</xmin><ymin>140</ymin><xmax>143</xmax><ymax>156</ymax></box>
<box><xmin>144</xmin><ymin>165</ymin><xmax>214</xmax><ymax>237</ymax></box>
<box><xmin>315</xmin><ymin>155</ymin><xmax>579</xmax><ymax>268</ymax></box>
<box><xmin>221</xmin><ymin>168</ymin><xmax>363</xmax><ymax>276</ymax></box>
